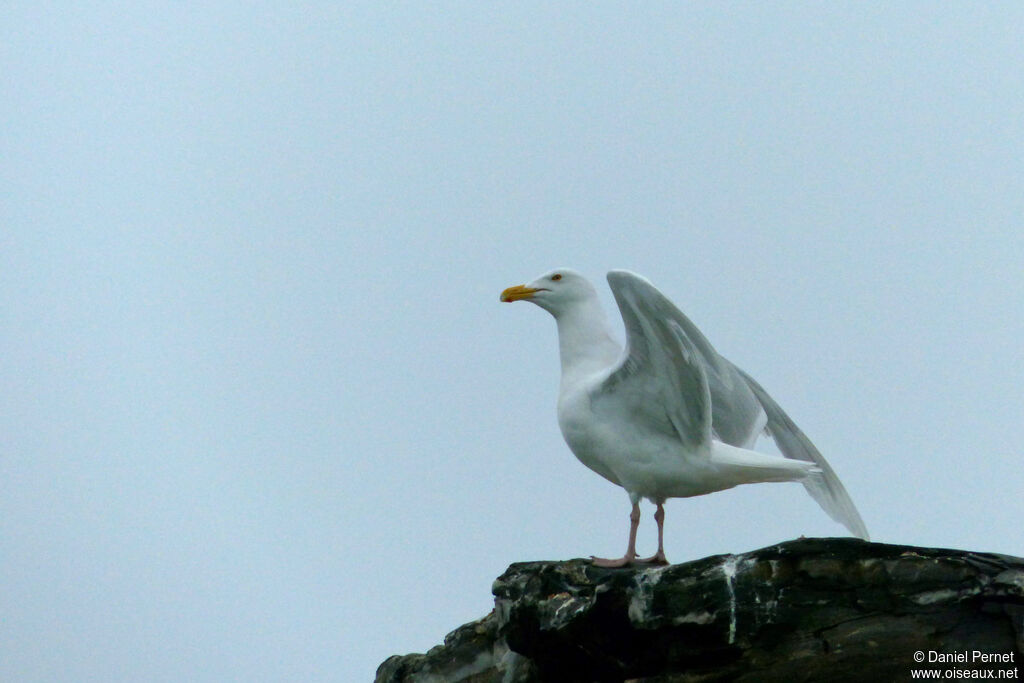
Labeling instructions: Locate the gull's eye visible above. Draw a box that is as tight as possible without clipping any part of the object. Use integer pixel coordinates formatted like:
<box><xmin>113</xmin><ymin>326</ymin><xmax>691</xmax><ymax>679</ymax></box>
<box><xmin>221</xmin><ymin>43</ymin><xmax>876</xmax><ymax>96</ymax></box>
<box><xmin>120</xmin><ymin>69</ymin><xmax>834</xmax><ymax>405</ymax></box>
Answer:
<box><xmin>551</xmin><ymin>274</ymin><xmax>562</xmax><ymax>281</ymax></box>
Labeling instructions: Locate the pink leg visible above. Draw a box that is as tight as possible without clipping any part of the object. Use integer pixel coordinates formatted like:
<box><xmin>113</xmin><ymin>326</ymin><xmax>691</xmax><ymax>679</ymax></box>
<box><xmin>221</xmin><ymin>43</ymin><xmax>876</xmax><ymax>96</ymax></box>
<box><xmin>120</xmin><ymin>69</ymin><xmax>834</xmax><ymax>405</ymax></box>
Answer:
<box><xmin>591</xmin><ymin>502</ymin><xmax>641</xmax><ymax>568</ymax></box>
<box><xmin>636</xmin><ymin>503</ymin><xmax>669</xmax><ymax>565</ymax></box>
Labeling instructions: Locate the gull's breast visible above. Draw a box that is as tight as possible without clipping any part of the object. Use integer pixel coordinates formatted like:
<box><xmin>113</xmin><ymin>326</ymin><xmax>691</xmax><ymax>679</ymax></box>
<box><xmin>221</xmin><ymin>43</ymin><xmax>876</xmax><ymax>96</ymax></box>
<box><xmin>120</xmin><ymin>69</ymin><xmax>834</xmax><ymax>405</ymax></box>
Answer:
<box><xmin>556</xmin><ymin>385</ymin><xmax>625</xmax><ymax>487</ymax></box>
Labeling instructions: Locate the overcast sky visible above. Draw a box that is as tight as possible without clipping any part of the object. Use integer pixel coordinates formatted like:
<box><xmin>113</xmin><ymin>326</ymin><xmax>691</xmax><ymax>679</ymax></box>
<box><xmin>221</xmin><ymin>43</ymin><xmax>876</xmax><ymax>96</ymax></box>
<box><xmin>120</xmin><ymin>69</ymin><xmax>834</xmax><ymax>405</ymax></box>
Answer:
<box><xmin>3</xmin><ymin>3</ymin><xmax>1023</xmax><ymax>681</ymax></box>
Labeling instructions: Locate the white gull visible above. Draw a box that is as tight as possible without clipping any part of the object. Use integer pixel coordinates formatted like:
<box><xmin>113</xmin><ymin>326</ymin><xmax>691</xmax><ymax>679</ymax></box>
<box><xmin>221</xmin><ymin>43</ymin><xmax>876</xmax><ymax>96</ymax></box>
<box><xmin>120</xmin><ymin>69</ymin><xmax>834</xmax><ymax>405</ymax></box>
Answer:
<box><xmin>500</xmin><ymin>268</ymin><xmax>868</xmax><ymax>567</ymax></box>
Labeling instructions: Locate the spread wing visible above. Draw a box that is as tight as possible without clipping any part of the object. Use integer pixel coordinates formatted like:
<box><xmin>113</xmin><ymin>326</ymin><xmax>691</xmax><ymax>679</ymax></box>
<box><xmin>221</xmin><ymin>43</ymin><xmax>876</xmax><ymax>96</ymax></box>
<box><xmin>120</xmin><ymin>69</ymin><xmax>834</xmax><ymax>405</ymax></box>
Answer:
<box><xmin>602</xmin><ymin>269</ymin><xmax>869</xmax><ymax>540</ymax></box>
<box><xmin>595</xmin><ymin>271</ymin><xmax>713</xmax><ymax>459</ymax></box>
<box><xmin>606</xmin><ymin>270</ymin><xmax>766</xmax><ymax>448</ymax></box>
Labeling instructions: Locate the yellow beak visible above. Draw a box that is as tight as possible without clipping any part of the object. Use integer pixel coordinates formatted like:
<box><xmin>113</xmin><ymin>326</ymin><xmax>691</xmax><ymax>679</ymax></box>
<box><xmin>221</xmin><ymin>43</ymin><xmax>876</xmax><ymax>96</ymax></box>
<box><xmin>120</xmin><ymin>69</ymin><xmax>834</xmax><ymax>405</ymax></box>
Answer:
<box><xmin>500</xmin><ymin>284</ymin><xmax>540</xmax><ymax>302</ymax></box>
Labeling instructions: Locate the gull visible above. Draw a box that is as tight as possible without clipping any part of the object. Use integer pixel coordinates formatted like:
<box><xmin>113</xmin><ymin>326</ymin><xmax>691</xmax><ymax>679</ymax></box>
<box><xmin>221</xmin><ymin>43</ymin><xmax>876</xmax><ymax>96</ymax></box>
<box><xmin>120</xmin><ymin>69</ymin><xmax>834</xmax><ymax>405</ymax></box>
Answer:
<box><xmin>500</xmin><ymin>268</ymin><xmax>869</xmax><ymax>567</ymax></box>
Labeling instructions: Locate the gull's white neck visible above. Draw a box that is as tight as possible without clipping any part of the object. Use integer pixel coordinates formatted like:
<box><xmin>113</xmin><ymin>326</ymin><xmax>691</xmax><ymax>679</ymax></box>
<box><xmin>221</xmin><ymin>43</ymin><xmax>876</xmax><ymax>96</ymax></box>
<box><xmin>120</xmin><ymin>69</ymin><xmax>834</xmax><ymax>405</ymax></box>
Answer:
<box><xmin>551</xmin><ymin>298</ymin><xmax>621</xmax><ymax>391</ymax></box>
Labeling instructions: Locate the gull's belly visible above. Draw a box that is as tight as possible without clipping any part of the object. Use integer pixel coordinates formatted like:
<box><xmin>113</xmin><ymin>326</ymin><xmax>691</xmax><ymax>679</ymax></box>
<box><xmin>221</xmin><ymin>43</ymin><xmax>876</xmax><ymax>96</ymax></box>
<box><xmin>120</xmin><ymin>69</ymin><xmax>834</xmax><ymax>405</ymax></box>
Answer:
<box><xmin>558</xmin><ymin>393</ymin><xmax>718</xmax><ymax>500</ymax></box>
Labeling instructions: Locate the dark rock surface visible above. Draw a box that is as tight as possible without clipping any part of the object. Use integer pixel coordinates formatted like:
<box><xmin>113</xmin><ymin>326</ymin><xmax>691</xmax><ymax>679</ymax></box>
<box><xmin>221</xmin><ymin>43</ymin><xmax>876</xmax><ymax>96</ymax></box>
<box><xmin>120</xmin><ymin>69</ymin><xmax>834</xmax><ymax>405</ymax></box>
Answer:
<box><xmin>376</xmin><ymin>538</ymin><xmax>1024</xmax><ymax>682</ymax></box>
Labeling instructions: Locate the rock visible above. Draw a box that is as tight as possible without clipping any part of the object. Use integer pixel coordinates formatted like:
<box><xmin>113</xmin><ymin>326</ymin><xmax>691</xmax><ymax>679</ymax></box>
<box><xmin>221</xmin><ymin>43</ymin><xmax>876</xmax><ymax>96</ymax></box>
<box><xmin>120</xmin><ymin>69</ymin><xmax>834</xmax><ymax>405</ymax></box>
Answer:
<box><xmin>375</xmin><ymin>610</ymin><xmax>537</xmax><ymax>683</ymax></box>
<box><xmin>376</xmin><ymin>538</ymin><xmax>1024</xmax><ymax>682</ymax></box>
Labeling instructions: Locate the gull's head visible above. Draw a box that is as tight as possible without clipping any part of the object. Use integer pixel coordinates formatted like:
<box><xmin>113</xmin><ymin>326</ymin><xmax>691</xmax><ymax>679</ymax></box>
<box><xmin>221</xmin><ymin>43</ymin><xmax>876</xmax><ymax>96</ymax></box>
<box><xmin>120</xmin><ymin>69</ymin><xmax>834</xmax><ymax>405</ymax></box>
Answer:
<box><xmin>499</xmin><ymin>268</ymin><xmax>596</xmax><ymax>316</ymax></box>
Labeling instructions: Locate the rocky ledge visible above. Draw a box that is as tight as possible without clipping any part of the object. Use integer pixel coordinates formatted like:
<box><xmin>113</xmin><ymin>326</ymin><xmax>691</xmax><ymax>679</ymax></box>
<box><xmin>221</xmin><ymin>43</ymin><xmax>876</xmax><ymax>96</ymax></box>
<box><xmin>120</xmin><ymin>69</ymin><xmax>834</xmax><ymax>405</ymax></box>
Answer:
<box><xmin>376</xmin><ymin>538</ymin><xmax>1024</xmax><ymax>682</ymax></box>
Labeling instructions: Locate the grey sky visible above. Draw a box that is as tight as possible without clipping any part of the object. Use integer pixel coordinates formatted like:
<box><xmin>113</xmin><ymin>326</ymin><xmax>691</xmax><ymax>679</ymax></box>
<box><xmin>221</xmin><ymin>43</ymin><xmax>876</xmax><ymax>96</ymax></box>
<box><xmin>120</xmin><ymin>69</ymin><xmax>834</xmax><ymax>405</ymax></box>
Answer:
<box><xmin>2</xmin><ymin>3</ymin><xmax>1022</xmax><ymax>681</ymax></box>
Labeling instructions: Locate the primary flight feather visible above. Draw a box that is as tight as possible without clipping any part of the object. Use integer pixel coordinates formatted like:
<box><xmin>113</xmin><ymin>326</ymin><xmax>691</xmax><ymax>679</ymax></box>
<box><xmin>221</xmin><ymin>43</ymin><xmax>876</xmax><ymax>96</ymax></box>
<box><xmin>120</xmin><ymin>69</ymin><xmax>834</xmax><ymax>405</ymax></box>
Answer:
<box><xmin>500</xmin><ymin>268</ymin><xmax>868</xmax><ymax>566</ymax></box>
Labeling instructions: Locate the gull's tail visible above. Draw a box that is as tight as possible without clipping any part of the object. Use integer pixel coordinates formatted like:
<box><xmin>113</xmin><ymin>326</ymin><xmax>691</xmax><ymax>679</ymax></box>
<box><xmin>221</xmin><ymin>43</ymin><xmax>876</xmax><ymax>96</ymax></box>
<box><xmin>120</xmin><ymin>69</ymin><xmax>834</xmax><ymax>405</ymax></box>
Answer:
<box><xmin>736</xmin><ymin>368</ymin><xmax>870</xmax><ymax>541</ymax></box>
<box><xmin>708</xmin><ymin>441</ymin><xmax>821</xmax><ymax>493</ymax></box>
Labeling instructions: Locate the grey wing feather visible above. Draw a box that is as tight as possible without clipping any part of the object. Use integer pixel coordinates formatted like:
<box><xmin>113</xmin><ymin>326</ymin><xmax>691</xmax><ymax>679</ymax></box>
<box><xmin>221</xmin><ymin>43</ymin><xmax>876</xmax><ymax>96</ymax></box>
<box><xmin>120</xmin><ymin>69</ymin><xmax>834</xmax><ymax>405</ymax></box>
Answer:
<box><xmin>601</xmin><ymin>272</ymin><xmax>712</xmax><ymax>455</ymax></box>
<box><xmin>735</xmin><ymin>366</ymin><xmax>870</xmax><ymax>540</ymax></box>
